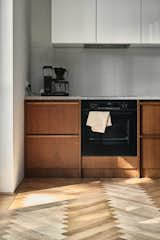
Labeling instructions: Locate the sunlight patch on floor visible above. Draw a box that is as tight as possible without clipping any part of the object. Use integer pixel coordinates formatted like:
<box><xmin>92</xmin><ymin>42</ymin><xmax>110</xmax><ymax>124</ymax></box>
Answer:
<box><xmin>9</xmin><ymin>192</ymin><xmax>59</xmax><ymax>210</ymax></box>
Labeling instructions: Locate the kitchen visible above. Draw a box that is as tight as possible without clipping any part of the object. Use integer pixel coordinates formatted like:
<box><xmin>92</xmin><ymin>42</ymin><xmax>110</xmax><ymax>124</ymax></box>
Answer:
<box><xmin>1</xmin><ymin>0</ymin><xmax>160</xmax><ymax>239</ymax></box>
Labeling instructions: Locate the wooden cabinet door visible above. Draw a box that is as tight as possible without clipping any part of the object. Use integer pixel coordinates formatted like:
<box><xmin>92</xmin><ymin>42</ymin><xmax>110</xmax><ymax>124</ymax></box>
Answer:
<box><xmin>25</xmin><ymin>101</ymin><xmax>80</xmax><ymax>134</ymax></box>
<box><xmin>142</xmin><ymin>138</ymin><xmax>160</xmax><ymax>177</ymax></box>
<box><xmin>141</xmin><ymin>103</ymin><xmax>160</xmax><ymax>135</ymax></box>
<box><xmin>26</xmin><ymin>135</ymin><xmax>81</xmax><ymax>169</ymax></box>
<box><xmin>142</xmin><ymin>0</ymin><xmax>160</xmax><ymax>43</ymax></box>
<box><xmin>97</xmin><ymin>0</ymin><xmax>141</xmax><ymax>43</ymax></box>
<box><xmin>51</xmin><ymin>0</ymin><xmax>96</xmax><ymax>43</ymax></box>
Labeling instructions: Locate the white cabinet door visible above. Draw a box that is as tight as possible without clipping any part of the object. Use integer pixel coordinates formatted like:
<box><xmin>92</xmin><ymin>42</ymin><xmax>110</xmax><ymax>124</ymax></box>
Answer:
<box><xmin>142</xmin><ymin>0</ymin><xmax>160</xmax><ymax>43</ymax></box>
<box><xmin>97</xmin><ymin>0</ymin><xmax>141</xmax><ymax>43</ymax></box>
<box><xmin>52</xmin><ymin>0</ymin><xmax>96</xmax><ymax>43</ymax></box>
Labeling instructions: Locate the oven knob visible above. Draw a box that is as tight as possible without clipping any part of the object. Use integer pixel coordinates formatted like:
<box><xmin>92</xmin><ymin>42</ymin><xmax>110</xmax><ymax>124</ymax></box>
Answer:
<box><xmin>121</xmin><ymin>103</ymin><xmax>128</xmax><ymax>110</ymax></box>
<box><xmin>124</xmin><ymin>103</ymin><xmax>128</xmax><ymax>109</ymax></box>
<box><xmin>90</xmin><ymin>103</ymin><xmax>97</xmax><ymax>109</ymax></box>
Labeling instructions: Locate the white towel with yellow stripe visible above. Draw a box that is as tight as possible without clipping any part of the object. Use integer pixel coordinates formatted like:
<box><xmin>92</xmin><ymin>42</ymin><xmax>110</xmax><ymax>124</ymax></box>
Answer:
<box><xmin>86</xmin><ymin>111</ymin><xmax>112</xmax><ymax>133</ymax></box>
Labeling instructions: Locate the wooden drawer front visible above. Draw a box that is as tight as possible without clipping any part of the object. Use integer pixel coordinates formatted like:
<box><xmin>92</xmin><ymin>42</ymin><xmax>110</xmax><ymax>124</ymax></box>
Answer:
<box><xmin>82</xmin><ymin>156</ymin><xmax>138</xmax><ymax>169</ymax></box>
<box><xmin>26</xmin><ymin>136</ymin><xmax>80</xmax><ymax>169</ymax></box>
<box><xmin>25</xmin><ymin>102</ymin><xmax>80</xmax><ymax>134</ymax></box>
<box><xmin>141</xmin><ymin>104</ymin><xmax>160</xmax><ymax>135</ymax></box>
<box><xmin>142</xmin><ymin>138</ymin><xmax>160</xmax><ymax>169</ymax></box>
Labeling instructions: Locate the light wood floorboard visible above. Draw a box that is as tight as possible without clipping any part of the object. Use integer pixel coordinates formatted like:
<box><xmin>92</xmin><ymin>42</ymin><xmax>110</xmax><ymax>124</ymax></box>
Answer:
<box><xmin>0</xmin><ymin>178</ymin><xmax>160</xmax><ymax>240</ymax></box>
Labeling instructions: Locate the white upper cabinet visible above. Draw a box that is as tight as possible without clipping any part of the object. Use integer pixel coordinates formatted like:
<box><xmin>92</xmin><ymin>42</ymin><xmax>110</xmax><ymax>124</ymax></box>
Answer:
<box><xmin>51</xmin><ymin>0</ymin><xmax>96</xmax><ymax>43</ymax></box>
<box><xmin>142</xmin><ymin>0</ymin><xmax>160</xmax><ymax>43</ymax></box>
<box><xmin>97</xmin><ymin>0</ymin><xmax>141</xmax><ymax>43</ymax></box>
<box><xmin>52</xmin><ymin>0</ymin><xmax>160</xmax><ymax>44</ymax></box>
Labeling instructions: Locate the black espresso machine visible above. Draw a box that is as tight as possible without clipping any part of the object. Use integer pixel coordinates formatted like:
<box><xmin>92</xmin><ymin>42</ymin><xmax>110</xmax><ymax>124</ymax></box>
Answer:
<box><xmin>42</xmin><ymin>66</ymin><xmax>69</xmax><ymax>96</ymax></box>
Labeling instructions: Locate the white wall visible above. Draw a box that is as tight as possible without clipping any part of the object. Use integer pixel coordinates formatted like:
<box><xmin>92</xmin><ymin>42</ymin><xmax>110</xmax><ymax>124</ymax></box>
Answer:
<box><xmin>13</xmin><ymin>0</ymin><xmax>30</xmax><ymax>190</ymax></box>
<box><xmin>0</xmin><ymin>0</ymin><xmax>30</xmax><ymax>193</ymax></box>
<box><xmin>31</xmin><ymin>0</ymin><xmax>160</xmax><ymax>97</ymax></box>
<box><xmin>31</xmin><ymin>0</ymin><xmax>55</xmax><ymax>92</ymax></box>
<box><xmin>54</xmin><ymin>47</ymin><xmax>160</xmax><ymax>97</ymax></box>
<box><xmin>0</xmin><ymin>0</ymin><xmax>14</xmax><ymax>193</ymax></box>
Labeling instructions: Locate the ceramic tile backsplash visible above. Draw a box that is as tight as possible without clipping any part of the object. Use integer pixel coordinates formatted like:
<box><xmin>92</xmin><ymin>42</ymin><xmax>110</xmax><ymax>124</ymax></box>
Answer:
<box><xmin>30</xmin><ymin>0</ymin><xmax>160</xmax><ymax>97</ymax></box>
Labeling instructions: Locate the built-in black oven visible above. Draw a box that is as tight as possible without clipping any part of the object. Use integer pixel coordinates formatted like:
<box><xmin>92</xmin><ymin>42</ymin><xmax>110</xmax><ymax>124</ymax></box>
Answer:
<box><xmin>82</xmin><ymin>100</ymin><xmax>137</xmax><ymax>156</ymax></box>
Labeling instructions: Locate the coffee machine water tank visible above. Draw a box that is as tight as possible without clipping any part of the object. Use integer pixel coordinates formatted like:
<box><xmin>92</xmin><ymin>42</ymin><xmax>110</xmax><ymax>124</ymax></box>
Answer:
<box><xmin>43</xmin><ymin>66</ymin><xmax>53</xmax><ymax>95</ymax></box>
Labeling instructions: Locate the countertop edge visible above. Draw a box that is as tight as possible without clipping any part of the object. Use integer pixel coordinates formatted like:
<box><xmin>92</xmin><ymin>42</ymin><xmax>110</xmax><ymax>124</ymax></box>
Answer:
<box><xmin>24</xmin><ymin>96</ymin><xmax>160</xmax><ymax>101</ymax></box>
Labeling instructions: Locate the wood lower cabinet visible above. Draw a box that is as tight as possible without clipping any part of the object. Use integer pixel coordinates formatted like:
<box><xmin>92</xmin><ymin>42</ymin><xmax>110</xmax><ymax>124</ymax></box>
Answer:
<box><xmin>142</xmin><ymin>138</ymin><xmax>160</xmax><ymax>167</ymax></box>
<box><xmin>141</xmin><ymin>102</ymin><xmax>160</xmax><ymax>177</ymax></box>
<box><xmin>25</xmin><ymin>100</ymin><xmax>160</xmax><ymax>178</ymax></box>
<box><xmin>26</xmin><ymin>135</ymin><xmax>81</xmax><ymax>177</ymax></box>
<box><xmin>25</xmin><ymin>101</ymin><xmax>80</xmax><ymax>135</ymax></box>
<box><xmin>25</xmin><ymin>101</ymin><xmax>81</xmax><ymax>177</ymax></box>
<box><xmin>141</xmin><ymin>103</ymin><xmax>160</xmax><ymax>135</ymax></box>
<box><xmin>142</xmin><ymin>138</ymin><xmax>160</xmax><ymax>177</ymax></box>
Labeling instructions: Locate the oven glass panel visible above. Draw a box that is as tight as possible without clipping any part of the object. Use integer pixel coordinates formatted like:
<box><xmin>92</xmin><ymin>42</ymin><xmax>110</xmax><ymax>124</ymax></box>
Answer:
<box><xmin>82</xmin><ymin>109</ymin><xmax>137</xmax><ymax>156</ymax></box>
<box><xmin>88</xmin><ymin>117</ymin><xmax>130</xmax><ymax>145</ymax></box>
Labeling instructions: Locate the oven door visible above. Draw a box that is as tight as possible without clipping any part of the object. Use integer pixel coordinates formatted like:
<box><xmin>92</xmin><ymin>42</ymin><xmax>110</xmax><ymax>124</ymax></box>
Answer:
<box><xmin>82</xmin><ymin>110</ymin><xmax>137</xmax><ymax>156</ymax></box>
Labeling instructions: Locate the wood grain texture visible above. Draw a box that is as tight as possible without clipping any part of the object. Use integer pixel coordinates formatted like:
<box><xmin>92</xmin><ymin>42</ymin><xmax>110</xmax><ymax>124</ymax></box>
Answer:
<box><xmin>141</xmin><ymin>102</ymin><xmax>160</xmax><ymax>135</ymax></box>
<box><xmin>142</xmin><ymin>138</ymin><xmax>160</xmax><ymax>169</ymax></box>
<box><xmin>66</xmin><ymin>181</ymin><xmax>123</xmax><ymax>240</ymax></box>
<box><xmin>103</xmin><ymin>180</ymin><xmax>160</xmax><ymax>240</ymax></box>
<box><xmin>140</xmin><ymin>179</ymin><xmax>160</xmax><ymax>209</ymax></box>
<box><xmin>140</xmin><ymin>101</ymin><xmax>160</xmax><ymax>178</ymax></box>
<box><xmin>25</xmin><ymin>101</ymin><xmax>80</xmax><ymax>135</ymax></box>
<box><xmin>25</xmin><ymin>101</ymin><xmax>81</xmax><ymax>178</ymax></box>
<box><xmin>26</xmin><ymin>168</ymin><xmax>81</xmax><ymax>178</ymax></box>
<box><xmin>82</xmin><ymin>169</ymin><xmax>139</xmax><ymax>178</ymax></box>
<box><xmin>0</xmin><ymin>202</ymin><xmax>68</xmax><ymax>240</ymax></box>
<box><xmin>26</xmin><ymin>135</ymin><xmax>81</xmax><ymax>169</ymax></box>
<box><xmin>82</xmin><ymin>156</ymin><xmax>138</xmax><ymax>169</ymax></box>
<box><xmin>1</xmin><ymin>179</ymin><xmax>160</xmax><ymax>240</ymax></box>
<box><xmin>142</xmin><ymin>169</ymin><xmax>160</xmax><ymax>178</ymax></box>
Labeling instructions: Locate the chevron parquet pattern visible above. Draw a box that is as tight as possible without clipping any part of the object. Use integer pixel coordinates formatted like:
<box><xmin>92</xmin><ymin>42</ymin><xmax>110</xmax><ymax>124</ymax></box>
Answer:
<box><xmin>0</xmin><ymin>202</ymin><xmax>68</xmax><ymax>240</ymax></box>
<box><xmin>103</xmin><ymin>180</ymin><xmax>160</xmax><ymax>240</ymax></box>
<box><xmin>0</xmin><ymin>179</ymin><xmax>160</xmax><ymax>240</ymax></box>
<box><xmin>139</xmin><ymin>179</ymin><xmax>160</xmax><ymax>210</ymax></box>
<box><xmin>66</xmin><ymin>181</ymin><xmax>123</xmax><ymax>240</ymax></box>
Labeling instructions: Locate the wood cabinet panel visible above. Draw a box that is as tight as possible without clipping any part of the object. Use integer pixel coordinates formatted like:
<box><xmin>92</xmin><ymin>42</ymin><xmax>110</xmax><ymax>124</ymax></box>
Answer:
<box><xmin>25</xmin><ymin>101</ymin><xmax>80</xmax><ymax>134</ymax></box>
<box><xmin>26</xmin><ymin>168</ymin><xmax>80</xmax><ymax>178</ymax></box>
<box><xmin>142</xmin><ymin>169</ymin><xmax>160</xmax><ymax>178</ymax></box>
<box><xmin>82</xmin><ymin>156</ymin><xmax>138</xmax><ymax>169</ymax></box>
<box><xmin>83</xmin><ymin>169</ymin><xmax>139</xmax><ymax>178</ymax></box>
<box><xmin>26</xmin><ymin>135</ymin><xmax>81</xmax><ymax>169</ymax></box>
<box><xmin>141</xmin><ymin>103</ymin><xmax>160</xmax><ymax>135</ymax></box>
<box><xmin>142</xmin><ymin>138</ymin><xmax>160</xmax><ymax>169</ymax></box>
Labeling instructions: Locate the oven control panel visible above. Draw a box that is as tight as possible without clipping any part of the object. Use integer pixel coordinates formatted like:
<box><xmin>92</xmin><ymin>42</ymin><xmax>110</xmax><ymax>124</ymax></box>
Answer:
<box><xmin>82</xmin><ymin>100</ymin><xmax>137</xmax><ymax>112</ymax></box>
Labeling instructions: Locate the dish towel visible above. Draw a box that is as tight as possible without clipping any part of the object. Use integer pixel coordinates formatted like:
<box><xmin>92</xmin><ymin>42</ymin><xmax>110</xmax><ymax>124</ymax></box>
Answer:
<box><xmin>86</xmin><ymin>111</ymin><xmax>112</xmax><ymax>133</ymax></box>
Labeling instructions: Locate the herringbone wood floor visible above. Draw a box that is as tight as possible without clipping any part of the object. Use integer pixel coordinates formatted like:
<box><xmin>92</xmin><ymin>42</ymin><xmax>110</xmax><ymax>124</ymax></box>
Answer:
<box><xmin>0</xmin><ymin>178</ymin><xmax>160</xmax><ymax>240</ymax></box>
